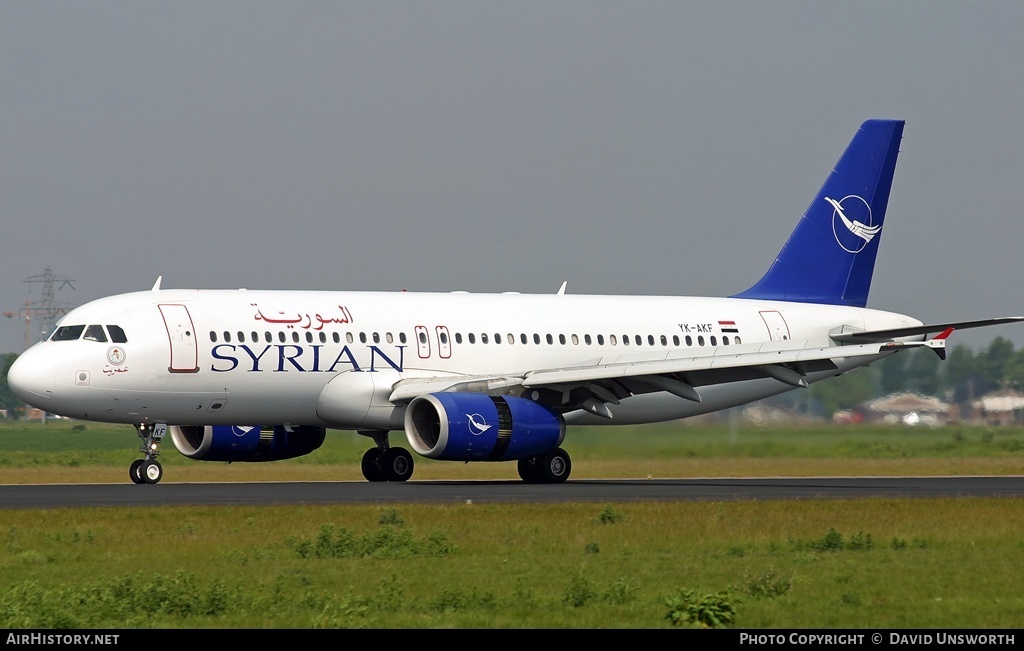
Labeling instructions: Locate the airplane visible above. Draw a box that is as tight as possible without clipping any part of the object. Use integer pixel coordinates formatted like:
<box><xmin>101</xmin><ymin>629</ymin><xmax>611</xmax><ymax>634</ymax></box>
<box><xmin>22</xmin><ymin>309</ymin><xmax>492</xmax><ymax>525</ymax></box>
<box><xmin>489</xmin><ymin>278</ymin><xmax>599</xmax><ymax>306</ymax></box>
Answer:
<box><xmin>8</xmin><ymin>119</ymin><xmax>1023</xmax><ymax>485</ymax></box>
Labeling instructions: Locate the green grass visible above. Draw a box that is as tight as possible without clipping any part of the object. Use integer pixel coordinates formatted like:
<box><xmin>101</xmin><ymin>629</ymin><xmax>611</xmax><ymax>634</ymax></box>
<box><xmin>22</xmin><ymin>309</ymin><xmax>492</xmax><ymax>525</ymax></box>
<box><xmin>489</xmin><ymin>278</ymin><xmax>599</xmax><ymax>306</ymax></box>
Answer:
<box><xmin>1</xmin><ymin>419</ymin><xmax>1023</xmax><ymax>629</ymax></box>
<box><xmin>1</xmin><ymin>499</ymin><xmax>1022</xmax><ymax>628</ymax></box>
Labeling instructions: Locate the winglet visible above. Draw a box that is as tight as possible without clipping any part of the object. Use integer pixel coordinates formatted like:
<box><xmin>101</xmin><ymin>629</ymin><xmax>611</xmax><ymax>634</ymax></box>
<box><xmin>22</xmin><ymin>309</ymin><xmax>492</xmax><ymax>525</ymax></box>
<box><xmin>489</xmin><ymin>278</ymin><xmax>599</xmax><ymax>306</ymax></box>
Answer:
<box><xmin>923</xmin><ymin>328</ymin><xmax>954</xmax><ymax>360</ymax></box>
<box><xmin>151</xmin><ymin>276</ymin><xmax>162</xmax><ymax>291</ymax></box>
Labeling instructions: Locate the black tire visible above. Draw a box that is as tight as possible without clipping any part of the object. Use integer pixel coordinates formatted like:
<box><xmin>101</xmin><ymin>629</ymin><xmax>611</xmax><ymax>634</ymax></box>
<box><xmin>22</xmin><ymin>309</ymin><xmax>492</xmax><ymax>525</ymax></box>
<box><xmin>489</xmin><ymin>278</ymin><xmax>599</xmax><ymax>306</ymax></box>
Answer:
<box><xmin>129</xmin><ymin>459</ymin><xmax>145</xmax><ymax>484</ymax></box>
<box><xmin>517</xmin><ymin>457</ymin><xmax>542</xmax><ymax>483</ymax></box>
<box><xmin>139</xmin><ymin>459</ymin><xmax>162</xmax><ymax>484</ymax></box>
<box><xmin>361</xmin><ymin>448</ymin><xmax>385</xmax><ymax>482</ymax></box>
<box><xmin>535</xmin><ymin>448</ymin><xmax>571</xmax><ymax>484</ymax></box>
<box><xmin>379</xmin><ymin>448</ymin><xmax>414</xmax><ymax>482</ymax></box>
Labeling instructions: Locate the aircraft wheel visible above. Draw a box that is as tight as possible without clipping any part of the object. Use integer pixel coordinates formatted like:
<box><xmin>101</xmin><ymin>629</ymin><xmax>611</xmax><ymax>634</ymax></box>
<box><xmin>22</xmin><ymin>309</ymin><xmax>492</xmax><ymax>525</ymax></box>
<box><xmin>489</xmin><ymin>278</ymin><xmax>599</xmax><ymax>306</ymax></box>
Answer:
<box><xmin>361</xmin><ymin>448</ymin><xmax>385</xmax><ymax>482</ymax></box>
<box><xmin>535</xmin><ymin>448</ymin><xmax>571</xmax><ymax>484</ymax></box>
<box><xmin>517</xmin><ymin>457</ymin><xmax>542</xmax><ymax>484</ymax></box>
<box><xmin>139</xmin><ymin>459</ymin><xmax>163</xmax><ymax>484</ymax></box>
<box><xmin>129</xmin><ymin>459</ymin><xmax>145</xmax><ymax>484</ymax></box>
<box><xmin>379</xmin><ymin>448</ymin><xmax>414</xmax><ymax>482</ymax></box>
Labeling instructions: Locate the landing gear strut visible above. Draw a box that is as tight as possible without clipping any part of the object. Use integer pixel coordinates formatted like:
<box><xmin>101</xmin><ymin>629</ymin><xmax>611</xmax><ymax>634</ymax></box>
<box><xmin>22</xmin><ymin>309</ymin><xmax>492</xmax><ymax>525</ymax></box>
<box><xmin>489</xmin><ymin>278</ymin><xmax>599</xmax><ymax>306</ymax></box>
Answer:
<box><xmin>358</xmin><ymin>430</ymin><xmax>414</xmax><ymax>482</ymax></box>
<box><xmin>130</xmin><ymin>423</ymin><xmax>165</xmax><ymax>484</ymax></box>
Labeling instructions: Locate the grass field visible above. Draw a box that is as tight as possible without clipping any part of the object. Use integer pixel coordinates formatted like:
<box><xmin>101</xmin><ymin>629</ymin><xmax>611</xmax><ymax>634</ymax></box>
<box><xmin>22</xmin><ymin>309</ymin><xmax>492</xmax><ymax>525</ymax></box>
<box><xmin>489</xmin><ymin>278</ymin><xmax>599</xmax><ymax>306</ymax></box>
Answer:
<box><xmin>1</xmin><ymin>419</ymin><xmax>1023</xmax><ymax>629</ymax></box>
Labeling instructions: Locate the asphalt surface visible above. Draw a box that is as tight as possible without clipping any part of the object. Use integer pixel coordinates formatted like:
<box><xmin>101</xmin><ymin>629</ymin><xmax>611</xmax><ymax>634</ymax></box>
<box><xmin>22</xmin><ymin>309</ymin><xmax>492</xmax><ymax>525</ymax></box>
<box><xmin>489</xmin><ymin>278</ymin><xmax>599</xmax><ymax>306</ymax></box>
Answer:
<box><xmin>1</xmin><ymin>476</ymin><xmax>1022</xmax><ymax>509</ymax></box>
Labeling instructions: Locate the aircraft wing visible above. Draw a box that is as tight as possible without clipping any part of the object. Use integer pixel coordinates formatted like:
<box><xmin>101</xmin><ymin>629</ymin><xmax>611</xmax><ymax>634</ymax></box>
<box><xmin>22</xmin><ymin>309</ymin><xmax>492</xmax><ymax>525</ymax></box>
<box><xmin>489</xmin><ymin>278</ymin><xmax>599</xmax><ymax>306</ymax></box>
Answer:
<box><xmin>387</xmin><ymin>335</ymin><xmax>949</xmax><ymax>413</ymax></box>
<box><xmin>518</xmin><ymin>338</ymin><xmax>935</xmax><ymax>390</ymax></box>
<box><xmin>829</xmin><ymin>316</ymin><xmax>1024</xmax><ymax>343</ymax></box>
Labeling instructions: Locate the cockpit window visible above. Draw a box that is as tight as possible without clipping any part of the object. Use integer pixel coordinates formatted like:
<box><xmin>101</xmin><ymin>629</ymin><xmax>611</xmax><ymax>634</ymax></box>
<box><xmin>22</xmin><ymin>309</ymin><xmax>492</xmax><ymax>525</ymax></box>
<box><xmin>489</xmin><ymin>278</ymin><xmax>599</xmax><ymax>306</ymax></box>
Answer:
<box><xmin>51</xmin><ymin>325</ymin><xmax>85</xmax><ymax>341</ymax></box>
<box><xmin>83</xmin><ymin>325</ymin><xmax>108</xmax><ymax>342</ymax></box>
<box><xmin>107</xmin><ymin>325</ymin><xmax>127</xmax><ymax>343</ymax></box>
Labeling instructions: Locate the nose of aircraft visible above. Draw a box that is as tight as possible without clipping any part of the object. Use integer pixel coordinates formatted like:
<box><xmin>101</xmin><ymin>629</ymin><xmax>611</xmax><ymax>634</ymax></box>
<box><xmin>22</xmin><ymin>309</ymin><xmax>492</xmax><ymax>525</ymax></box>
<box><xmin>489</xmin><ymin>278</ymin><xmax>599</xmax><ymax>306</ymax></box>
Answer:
<box><xmin>7</xmin><ymin>349</ymin><xmax>55</xmax><ymax>406</ymax></box>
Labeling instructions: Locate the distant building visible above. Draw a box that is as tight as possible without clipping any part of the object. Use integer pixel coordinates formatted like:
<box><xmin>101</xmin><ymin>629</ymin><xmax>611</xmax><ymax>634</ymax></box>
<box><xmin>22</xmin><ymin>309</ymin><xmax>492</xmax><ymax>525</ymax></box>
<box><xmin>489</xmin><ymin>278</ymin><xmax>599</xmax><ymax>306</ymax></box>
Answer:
<box><xmin>858</xmin><ymin>392</ymin><xmax>951</xmax><ymax>427</ymax></box>
<box><xmin>971</xmin><ymin>390</ymin><xmax>1024</xmax><ymax>426</ymax></box>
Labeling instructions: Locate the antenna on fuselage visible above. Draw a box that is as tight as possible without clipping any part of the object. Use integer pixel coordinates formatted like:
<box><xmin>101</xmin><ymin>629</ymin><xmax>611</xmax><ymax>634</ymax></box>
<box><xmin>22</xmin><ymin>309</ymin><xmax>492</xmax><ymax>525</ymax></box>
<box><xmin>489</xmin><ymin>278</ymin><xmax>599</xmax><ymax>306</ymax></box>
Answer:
<box><xmin>557</xmin><ymin>281</ymin><xmax>567</xmax><ymax>295</ymax></box>
<box><xmin>151</xmin><ymin>276</ymin><xmax>162</xmax><ymax>291</ymax></box>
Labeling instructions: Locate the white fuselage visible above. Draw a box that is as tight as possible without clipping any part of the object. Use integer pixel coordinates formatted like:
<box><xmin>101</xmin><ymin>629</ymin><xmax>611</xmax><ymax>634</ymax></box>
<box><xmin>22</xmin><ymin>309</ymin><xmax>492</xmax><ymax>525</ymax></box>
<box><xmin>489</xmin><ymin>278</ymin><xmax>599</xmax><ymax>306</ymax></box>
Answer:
<box><xmin>9</xmin><ymin>288</ymin><xmax>922</xmax><ymax>430</ymax></box>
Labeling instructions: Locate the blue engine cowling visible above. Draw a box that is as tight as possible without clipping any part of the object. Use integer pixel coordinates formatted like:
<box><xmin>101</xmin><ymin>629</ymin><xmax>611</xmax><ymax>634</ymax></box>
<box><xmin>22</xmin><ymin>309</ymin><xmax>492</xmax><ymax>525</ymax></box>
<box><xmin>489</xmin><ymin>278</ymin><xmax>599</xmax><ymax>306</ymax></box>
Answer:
<box><xmin>404</xmin><ymin>393</ymin><xmax>565</xmax><ymax>461</ymax></box>
<box><xmin>169</xmin><ymin>425</ymin><xmax>326</xmax><ymax>462</ymax></box>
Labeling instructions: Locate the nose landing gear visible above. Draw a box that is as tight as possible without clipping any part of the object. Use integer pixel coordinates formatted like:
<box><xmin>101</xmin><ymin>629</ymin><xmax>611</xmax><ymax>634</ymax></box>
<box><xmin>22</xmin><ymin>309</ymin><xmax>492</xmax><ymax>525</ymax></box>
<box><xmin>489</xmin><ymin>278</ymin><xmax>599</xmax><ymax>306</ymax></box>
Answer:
<box><xmin>130</xmin><ymin>423</ymin><xmax>165</xmax><ymax>484</ymax></box>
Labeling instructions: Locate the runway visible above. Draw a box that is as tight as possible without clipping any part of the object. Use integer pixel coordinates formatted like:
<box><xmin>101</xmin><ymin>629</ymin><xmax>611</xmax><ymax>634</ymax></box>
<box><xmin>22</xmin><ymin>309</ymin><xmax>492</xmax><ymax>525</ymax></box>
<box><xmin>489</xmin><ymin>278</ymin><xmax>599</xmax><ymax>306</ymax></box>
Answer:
<box><xmin>1</xmin><ymin>476</ymin><xmax>1022</xmax><ymax>509</ymax></box>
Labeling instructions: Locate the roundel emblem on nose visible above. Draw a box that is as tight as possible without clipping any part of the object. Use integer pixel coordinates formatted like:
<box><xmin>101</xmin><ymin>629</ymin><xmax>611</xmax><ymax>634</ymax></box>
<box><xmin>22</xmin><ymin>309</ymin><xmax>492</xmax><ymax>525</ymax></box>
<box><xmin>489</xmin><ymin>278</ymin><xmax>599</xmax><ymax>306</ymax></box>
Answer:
<box><xmin>107</xmin><ymin>347</ymin><xmax>126</xmax><ymax>365</ymax></box>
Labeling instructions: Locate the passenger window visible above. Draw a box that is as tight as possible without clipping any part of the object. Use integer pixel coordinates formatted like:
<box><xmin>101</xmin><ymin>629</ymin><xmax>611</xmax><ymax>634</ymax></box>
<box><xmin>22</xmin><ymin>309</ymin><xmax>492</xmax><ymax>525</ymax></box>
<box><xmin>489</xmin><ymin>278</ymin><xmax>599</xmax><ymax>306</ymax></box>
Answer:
<box><xmin>107</xmin><ymin>325</ymin><xmax>128</xmax><ymax>343</ymax></box>
<box><xmin>306</xmin><ymin>332</ymin><xmax>314</xmax><ymax>343</ymax></box>
<box><xmin>545</xmin><ymin>334</ymin><xmax>553</xmax><ymax>345</ymax></box>
<box><xmin>455</xmin><ymin>333</ymin><xmax>463</xmax><ymax>344</ymax></box>
<box><xmin>224</xmin><ymin>331</ymin><xmax>232</xmax><ymax>343</ymax></box>
<box><xmin>584</xmin><ymin>334</ymin><xmax>592</xmax><ymax>345</ymax></box>
<box><xmin>332</xmin><ymin>332</ymin><xmax>340</xmax><ymax>343</ymax></box>
<box><xmin>319</xmin><ymin>332</ymin><xmax>327</xmax><ymax>343</ymax></box>
<box><xmin>610</xmin><ymin>335</ymin><xmax>617</xmax><ymax>345</ymax></box>
<box><xmin>685</xmin><ymin>335</ymin><xmax>692</xmax><ymax>346</ymax></box>
<box><xmin>710</xmin><ymin>336</ymin><xmax>717</xmax><ymax>346</ymax></box>
<box><xmin>469</xmin><ymin>333</ymin><xmax>476</xmax><ymax>344</ymax></box>
<box><xmin>440</xmin><ymin>332</ymin><xmax>449</xmax><ymax>345</ymax></box>
<box><xmin>597</xmin><ymin>334</ymin><xmax>604</xmax><ymax>345</ymax></box>
<box><xmin>698</xmin><ymin>336</ymin><xmax>705</xmax><ymax>346</ymax></box>
<box><xmin>481</xmin><ymin>333</ymin><xmax>489</xmax><ymax>344</ymax></box>
<box><xmin>636</xmin><ymin>335</ymin><xmax>643</xmax><ymax>346</ymax></box>
<box><xmin>347</xmin><ymin>332</ymin><xmax>354</xmax><ymax>343</ymax></box>
<box><xmin>399</xmin><ymin>332</ymin><xmax>407</xmax><ymax>344</ymax></box>
<box><xmin>210</xmin><ymin>331</ymin><xmax>218</xmax><ymax>343</ymax></box>
<box><xmin>622</xmin><ymin>335</ymin><xmax>629</xmax><ymax>346</ymax></box>
<box><xmin>533</xmin><ymin>334</ymin><xmax>541</xmax><ymax>344</ymax></box>
<box><xmin>292</xmin><ymin>331</ymin><xmax>300</xmax><ymax>343</ymax></box>
<box><xmin>266</xmin><ymin>332</ymin><xmax>273</xmax><ymax>343</ymax></box>
<box><xmin>673</xmin><ymin>335</ymin><xmax>680</xmax><ymax>346</ymax></box>
<box><xmin>660</xmin><ymin>335</ymin><xmax>667</xmax><ymax>346</ymax></box>
<box><xmin>360</xmin><ymin>332</ymin><xmax>368</xmax><ymax>343</ymax></box>
<box><xmin>279</xmin><ymin>332</ymin><xmax>286</xmax><ymax>343</ymax></box>
<box><xmin>558</xmin><ymin>334</ymin><xmax>566</xmax><ymax>345</ymax></box>
<box><xmin>521</xmin><ymin>333</ymin><xmax>528</xmax><ymax>344</ymax></box>
<box><xmin>373</xmin><ymin>332</ymin><xmax>380</xmax><ymax>344</ymax></box>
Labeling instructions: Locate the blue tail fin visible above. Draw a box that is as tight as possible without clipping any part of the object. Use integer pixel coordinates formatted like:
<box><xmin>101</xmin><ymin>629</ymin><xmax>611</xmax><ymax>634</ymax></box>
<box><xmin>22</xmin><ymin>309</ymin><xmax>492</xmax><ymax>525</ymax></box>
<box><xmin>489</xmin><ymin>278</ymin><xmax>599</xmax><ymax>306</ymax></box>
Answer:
<box><xmin>731</xmin><ymin>119</ymin><xmax>904</xmax><ymax>307</ymax></box>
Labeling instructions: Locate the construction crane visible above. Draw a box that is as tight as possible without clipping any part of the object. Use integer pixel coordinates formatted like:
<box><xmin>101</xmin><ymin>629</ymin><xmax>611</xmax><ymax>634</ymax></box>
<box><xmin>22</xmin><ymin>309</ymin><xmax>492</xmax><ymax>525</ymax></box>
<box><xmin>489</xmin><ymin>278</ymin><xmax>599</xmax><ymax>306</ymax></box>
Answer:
<box><xmin>3</xmin><ymin>266</ymin><xmax>75</xmax><ymax>352</ymax></box>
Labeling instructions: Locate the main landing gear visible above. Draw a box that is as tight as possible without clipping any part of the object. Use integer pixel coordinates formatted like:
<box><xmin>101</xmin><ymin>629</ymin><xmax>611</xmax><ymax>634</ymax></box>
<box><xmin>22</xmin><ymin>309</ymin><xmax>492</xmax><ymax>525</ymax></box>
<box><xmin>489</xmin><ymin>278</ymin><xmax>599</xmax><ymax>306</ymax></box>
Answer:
<box><xmin>516</xmin><ymin>447</ymin><xmax>572</xmax><ymax>484</ymax></box>
<box><xmin>358</xmin><ymin>430</ymin><xmax>414</xmax><ymax>482</ymax></box>
<box><xmin>130</xmin><ymin>423</ymin><xmax>165</xmax><ymax>485</ymax></box>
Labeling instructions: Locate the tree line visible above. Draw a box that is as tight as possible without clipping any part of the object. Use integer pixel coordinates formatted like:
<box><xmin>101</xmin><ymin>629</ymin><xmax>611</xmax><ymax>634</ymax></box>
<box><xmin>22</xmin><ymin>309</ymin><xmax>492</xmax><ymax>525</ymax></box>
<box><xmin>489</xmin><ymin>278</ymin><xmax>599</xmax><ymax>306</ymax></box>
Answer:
<box><xmin>805</xmin><ymin>336</ymin><xmax>1024</xmax><ymax>418</ymax></box>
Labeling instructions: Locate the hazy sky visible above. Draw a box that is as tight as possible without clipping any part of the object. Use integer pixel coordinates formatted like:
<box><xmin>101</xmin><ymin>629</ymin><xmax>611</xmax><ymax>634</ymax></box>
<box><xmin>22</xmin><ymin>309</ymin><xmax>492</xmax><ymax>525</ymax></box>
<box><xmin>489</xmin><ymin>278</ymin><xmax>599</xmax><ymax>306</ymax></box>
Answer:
<box><xmin>3</xmin><ymin>2</ymin><xmax>1024</xmax><ymax>355</ymax></box>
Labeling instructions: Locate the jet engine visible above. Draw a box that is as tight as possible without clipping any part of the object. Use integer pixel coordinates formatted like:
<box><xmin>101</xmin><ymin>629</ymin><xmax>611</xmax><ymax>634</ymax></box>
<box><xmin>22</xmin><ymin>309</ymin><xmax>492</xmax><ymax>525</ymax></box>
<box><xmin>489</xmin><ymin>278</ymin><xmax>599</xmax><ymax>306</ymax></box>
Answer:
<box><xmin>404</xmin><ymin>393</ymin><xmax>565</xmax><ymax>461</ymax></box>
<box><xmin>169</xmin><ymin>425</ymin><xmax>326</xmax><ymax>462</ymax></box>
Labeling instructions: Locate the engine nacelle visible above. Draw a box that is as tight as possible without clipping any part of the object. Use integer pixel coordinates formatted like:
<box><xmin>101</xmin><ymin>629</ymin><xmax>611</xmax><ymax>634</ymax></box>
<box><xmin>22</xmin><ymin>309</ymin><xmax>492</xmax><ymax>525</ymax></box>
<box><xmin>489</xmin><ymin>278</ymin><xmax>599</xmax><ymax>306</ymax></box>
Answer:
<box><xmin>404</xmin><ymin>393</ymin><xmax>565</xmax><ymax>461</ymax></box>
<box><xmin>169</xmin><ymin>425</ymin><xmax>326</xmax><ymax>462</ymax></box>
